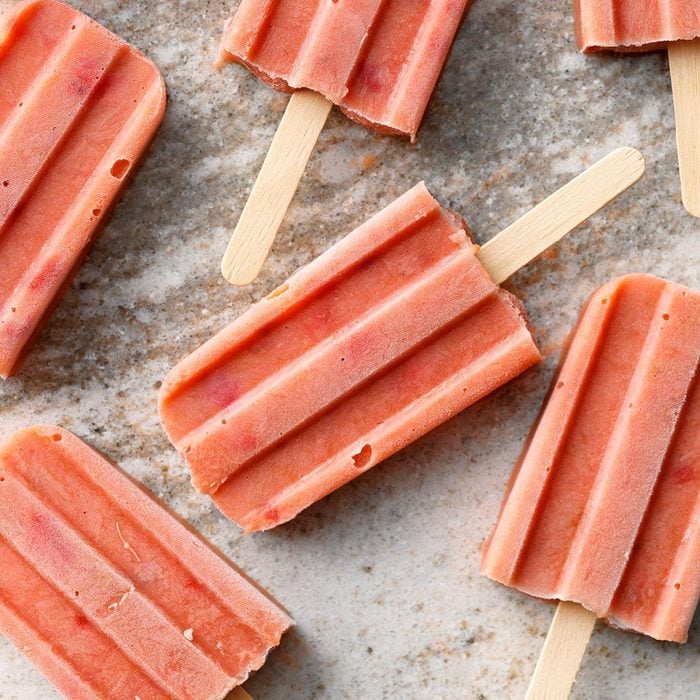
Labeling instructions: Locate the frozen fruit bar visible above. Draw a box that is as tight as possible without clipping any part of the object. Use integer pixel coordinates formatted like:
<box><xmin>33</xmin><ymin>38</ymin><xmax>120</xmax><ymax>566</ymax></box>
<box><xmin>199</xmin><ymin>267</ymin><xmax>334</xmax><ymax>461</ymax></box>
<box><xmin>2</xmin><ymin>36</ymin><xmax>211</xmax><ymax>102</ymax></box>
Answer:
<box><xmin>481</xmin><ymin>274</ymin><xmax>700</xmax><ymax>642</ymax></box>
<box><xmin>575</xmin><ymin>0</ymin><xmax>700</xmax><ymax>51</ymax></box>
<box><xmin>219</xmin><ymin>0</ymin><xmax>471</xmax><ymax>139</ymax></box>
<box><xmin>0</xmin><ymin>0</ymin><xmax>166</xmax><ymax>378</ymax></box>
<box><xmin>161</xmin><ymin>183</ymin><xmax>542</xmax><ymax>532</ymax></box>
<box><xmin>0</xmin><ymin>426</ymin><xmax>292</xmax><ymax>698</ymax></box>
<box><xmin>575</xmin><ymin>3</ymin><xmax>700</xmax><ymax>218</ymax></box>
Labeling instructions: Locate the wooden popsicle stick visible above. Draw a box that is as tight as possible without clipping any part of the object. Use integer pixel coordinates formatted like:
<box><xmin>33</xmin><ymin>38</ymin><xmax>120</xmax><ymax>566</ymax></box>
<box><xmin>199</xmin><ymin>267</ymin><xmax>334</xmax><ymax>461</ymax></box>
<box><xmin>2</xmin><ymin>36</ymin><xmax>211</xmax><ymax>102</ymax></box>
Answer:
<box><xmin>478</xmin><ymin>147</ymin><xmax>645</xmax><ymax>284</ymax></box>
<box><xmin>668</xmin><ymin>39</ymin><xmax>700</xmax><ymax>218</ymax></box>
<box><xmin>230</xmin><ymin>687</ymin><xmax>254</xmax><ymax>700</ymax></box>
<box><xmin>525</xmin><ymin>602</ymin><xmax>597</xmax><ymax>700</ymax></box>
<box><xmin>221</xmin><ymin>90</ymin><xmax>333</xmax><ymax>285</ymax></box>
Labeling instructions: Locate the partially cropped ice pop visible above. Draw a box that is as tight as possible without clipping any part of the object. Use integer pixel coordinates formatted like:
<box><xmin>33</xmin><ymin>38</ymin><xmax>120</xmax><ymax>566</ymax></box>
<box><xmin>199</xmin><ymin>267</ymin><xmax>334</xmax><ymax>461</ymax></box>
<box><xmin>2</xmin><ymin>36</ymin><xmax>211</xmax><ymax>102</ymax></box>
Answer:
<box><xmin>482</xmin><ymin>274</ymin><xmax>700</xmax><ymax>697</ymax></box>
<box><xmin>0</xmin><ymin>0</ymin><xmax>166</xmax><ymax>378</ymax></box>
<box><xmin>0</xmin><ymin>426</ymin><xmax>292</xmax><ymax>699</ymax></box>
<box><xmin>161</xmin><ymin>148</ymin><xmax>645</xmax><ymax>533</ymax></box>
<box><xmin>218</xmin><ymin>0</ymin><xmax>474</xmax><ymax>285</ymax></box>
<box><xmin>575</xmin><ymin>0</ymin><xmax>700</xmax><ymax>51</ymax></box>
<box><xmin>575</xmin><ymin>0</ymin><xmax>700</xmax><ymax>216</ymax></box>
<box><xmin>220</xmin><ymin>0</ymin><xmax>470</xmax><ymax>139</ymax></box>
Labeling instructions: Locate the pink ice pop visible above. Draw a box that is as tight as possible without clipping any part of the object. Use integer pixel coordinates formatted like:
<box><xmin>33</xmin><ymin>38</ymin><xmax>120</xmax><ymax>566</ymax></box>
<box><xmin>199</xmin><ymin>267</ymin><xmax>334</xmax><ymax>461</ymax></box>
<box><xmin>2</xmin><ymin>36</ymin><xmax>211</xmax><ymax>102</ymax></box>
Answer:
<box><xmin>0</xmin><ymin>426</ymin><xmax>292</xmax><ymax>699</ymax></box>
<box><xmin>0</xmin><ymin>0</ymin><xmax>166</xmax><ymax>377</ymax></box>
<box><xmin>162</xmin><ymin>183</ymin><xmax>541</xmax><ymax>531</ymax></box>
<box><xmin>575</xmin><ymin>0</ymin><xmax>700</xmax><ymax>51</ymax></box>
<box><xmin>219</xmin><ymin>0</ymin><xmax>471</xmax><ymax>140</ymax></box>
<box><xmin>575</xmin><ymin>1</ymin><xmax>700</xmax><ymax>217</ymax></box>
<box><xmin>482</xmin><ymin>274</ymin><xmax>700</xmax><ymax>643</ymax></box>
<box><xmin>161</xmin><ymin>148</ymin><xmax>646</xmax><ymax>533</ymax></box>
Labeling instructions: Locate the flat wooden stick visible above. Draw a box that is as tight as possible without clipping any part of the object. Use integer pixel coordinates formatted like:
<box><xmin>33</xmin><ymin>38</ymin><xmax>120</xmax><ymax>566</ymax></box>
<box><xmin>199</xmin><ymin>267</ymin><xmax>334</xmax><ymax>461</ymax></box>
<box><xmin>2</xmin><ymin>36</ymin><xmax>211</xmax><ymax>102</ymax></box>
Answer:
<box><xmin>668</xmin><ymin>39</ymin><xmax>700</xmax><ymax>218</ymax></box>
<box><xmin>221</xmin><ymin>90</ymin><xmax>333</xmax><ymax>286</ymax></box>
<box><xmin>230</xmin><ymin>687</ymin><xmax>253</xmax><ymax>700</ymax></box>
<box><xmin>525</xmin><ymin>602</ymin><xmax>597</xmax><ymax>700</ymax></box>
<box><xmin>478</xmin><ymin>147</ymin><xmax>645</xmax><ymax>284</ymax></box>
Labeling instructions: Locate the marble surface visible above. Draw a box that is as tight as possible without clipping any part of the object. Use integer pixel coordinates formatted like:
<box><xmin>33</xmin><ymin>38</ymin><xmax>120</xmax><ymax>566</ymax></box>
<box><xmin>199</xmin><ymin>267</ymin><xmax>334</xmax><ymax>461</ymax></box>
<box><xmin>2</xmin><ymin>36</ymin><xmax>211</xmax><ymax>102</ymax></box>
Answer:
<box><xmin>1</xmin><ymin>0</ymin><xmax>699</xmax><ymax>698</ymax></box>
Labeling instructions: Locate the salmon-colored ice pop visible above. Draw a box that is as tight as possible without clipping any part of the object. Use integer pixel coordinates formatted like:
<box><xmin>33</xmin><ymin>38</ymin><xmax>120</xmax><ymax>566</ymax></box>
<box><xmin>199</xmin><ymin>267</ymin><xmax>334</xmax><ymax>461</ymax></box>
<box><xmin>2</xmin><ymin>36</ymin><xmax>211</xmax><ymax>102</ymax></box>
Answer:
<box><xmin>217</xmin><ymin>0</ymin><xmax>475</xmax><ymax>285</ymax></box>
<box><xmin>160</xmin><ymin>148</ymin><xmax>645</xmax><ymax>533</ymax></box>
<box><xmin>0</xmin><ymin>0</ymin><xmax>166</xmax><ymax>378</ymax></box>
<box><xmin>575</xmin><ymin>0</ymin><xmax>700</xmax><ymax>216</ymax></box>
<box><xmin>482</xmin><ymin>274</ymin><xmax>700</xmax><ymax>699</ymax></box>
<box><xmin>0</xmin><ymin>425</ymin><xmax>292</xmax><ymax>699</ymax></box>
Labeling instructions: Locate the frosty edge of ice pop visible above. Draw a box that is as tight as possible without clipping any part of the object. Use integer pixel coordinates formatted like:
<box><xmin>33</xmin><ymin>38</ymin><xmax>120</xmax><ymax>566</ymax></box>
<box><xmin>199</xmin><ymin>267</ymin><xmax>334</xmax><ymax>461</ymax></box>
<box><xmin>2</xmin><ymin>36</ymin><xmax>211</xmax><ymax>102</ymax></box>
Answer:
<box><xmin>482</xmin><ymin>274</ymin><xmax>700</xmax><ymax>699</ymax></box>
<box><xmin>160</xmin><ymin>148</ymin><xmax>645</xmax><ymax>533</ymax></box>
<box><xmin>217</xmin><ymin>0</ymin><xmax>474</xmax><ymax>285</ymax></box>
<box><xmin>0</xmin><ymin>0</ymin><xmax>166</xmax><ymax>378</ymax></box>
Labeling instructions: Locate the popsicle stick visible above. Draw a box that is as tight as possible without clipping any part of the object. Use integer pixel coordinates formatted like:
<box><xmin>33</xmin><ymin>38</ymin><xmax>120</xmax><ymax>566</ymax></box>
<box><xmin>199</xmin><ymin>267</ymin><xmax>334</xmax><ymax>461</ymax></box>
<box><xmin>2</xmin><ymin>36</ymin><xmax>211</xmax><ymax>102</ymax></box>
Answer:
<box><xmin>478</xmin><ymin>147</ymin><xmax>645</xmax><ymax>284</ymax></box>
<box><xmin>525</xmin><ymin>602</ymin><xmax>597</xmax><ymax>700</ymax></box>
<box><xmin>668</xmin><ymin>39</ymin><xmax>700</xmax><ymax>218</ymax></box>
<box><xmin>221</xmin><ymin>90</ymin><xmax>333</xmax><ymax>285</ymax></box>
<box><xmin>230</xmin><ymin>688</ymin><xmax>253</xmax><ymax>700</ymax></box>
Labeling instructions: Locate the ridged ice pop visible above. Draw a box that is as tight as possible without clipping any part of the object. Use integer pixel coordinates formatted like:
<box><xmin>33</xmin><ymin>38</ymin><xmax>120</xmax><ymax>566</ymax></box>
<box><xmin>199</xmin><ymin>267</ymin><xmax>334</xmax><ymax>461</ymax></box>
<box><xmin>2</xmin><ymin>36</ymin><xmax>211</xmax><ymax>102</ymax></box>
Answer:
<box><xmin>163</xmin><ymin>183</ymin><xmax>542</xmax><ymax>531</ymax></box>
<box><xmin>575</xmin><ymin>0</ymin><xmax>700</xmax><ymax>51</ymax></box>
<box><xmin>575</xmin><ymin>0</ymin><xmax>700</xmax><ymax>217</ymax></box>
<box><xmin>0</xmin><ymin>426</ymin><xmax>292</xmax><ymax>699</ymax></box>
<box><xmin>161</xmin><ymin>148</ymin><xmax>645</xmax><ymax>533</ymax></box>
<box><xmin>220</xmin><ymin>0</ymin><xmax>470</xmax><ymax>139</ymax></box>
<box><xmin>0</xmin><ymin>0</ymin><xmax>166</xmax><ymax>378</ymax></box>
<box><xmin>217</xmin><ymin>0</ymin><xmax>474</xmax><ymax>285</ymax></box>
<box><xmin>482</xmin><ymin>274</ymin><xmax>700</xmax><ymax>698</ymax></box>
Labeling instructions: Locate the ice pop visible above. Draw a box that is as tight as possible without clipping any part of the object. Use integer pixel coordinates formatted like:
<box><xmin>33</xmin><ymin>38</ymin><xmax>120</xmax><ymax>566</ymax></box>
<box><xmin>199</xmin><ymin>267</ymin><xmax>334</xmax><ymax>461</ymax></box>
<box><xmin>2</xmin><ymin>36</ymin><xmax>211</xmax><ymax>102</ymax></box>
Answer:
<box><xmin>160</xmin><ymin>148</ymin><xmax>645</xmax><ymax>533</ymax></box>
<box><xmin>575</xmin><ymin>0</ymin><xmax>700</xmax><ymax>216</ymax></box>
<box><xmin>481</xmin><ymin>274</ymin><xmax>700</xmax><ymax>698</ymax></box>
<box><xmin>575</xmin><ymin>0</ymin><xmax>700</xmax><ymax>50</ymax></box>
<box><xmin>217</xmin><ymin>0</ymin><xmax>474</xmax><ymax>285</ymax></box>
<box><xmin>0</xmin><ymin>0</ymin><xmax>166</xmax><ymax>378</ymax></box>
<box><xmin>0</xmin><ymin>425</ymin><xmax>292</xmax><ymax>699</ymax></box>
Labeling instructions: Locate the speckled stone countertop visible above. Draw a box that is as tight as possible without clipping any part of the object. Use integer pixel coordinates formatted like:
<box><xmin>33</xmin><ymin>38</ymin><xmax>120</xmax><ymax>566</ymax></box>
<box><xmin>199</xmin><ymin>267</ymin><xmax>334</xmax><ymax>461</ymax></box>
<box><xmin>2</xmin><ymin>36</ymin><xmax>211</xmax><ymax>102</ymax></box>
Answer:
<box><xmin>0</xmin><ymin>1</ymin><xmax>698</xmax><ymax>698</ymax></box>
